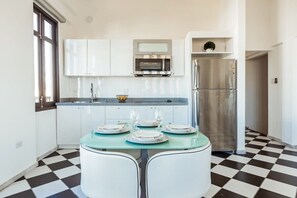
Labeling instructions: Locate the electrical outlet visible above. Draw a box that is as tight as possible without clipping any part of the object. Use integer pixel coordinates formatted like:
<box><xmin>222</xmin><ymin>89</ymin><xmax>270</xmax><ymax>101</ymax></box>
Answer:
<box><xmin>16</xmin><ymin>141</ymin><xmax>23</xmax><ymax>149</ymax></box>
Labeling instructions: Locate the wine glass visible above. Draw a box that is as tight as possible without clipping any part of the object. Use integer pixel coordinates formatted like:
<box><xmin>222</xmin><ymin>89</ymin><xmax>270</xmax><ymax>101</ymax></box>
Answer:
<box><xmin>154</xmin><ymin>108</ymin><xmax>163</xmax><ymax>130</ymax></box>
<box><xmin>130</xmin><ymin>109</ymin><xmax>139</xmax><ymax>130</ymax></box>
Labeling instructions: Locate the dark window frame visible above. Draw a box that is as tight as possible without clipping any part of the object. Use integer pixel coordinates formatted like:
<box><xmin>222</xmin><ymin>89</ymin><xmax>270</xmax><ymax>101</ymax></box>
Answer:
<box><xmin>34</xmin><ymin>4</ymin><xmax>59</xmax><ymax>112</ymax></box>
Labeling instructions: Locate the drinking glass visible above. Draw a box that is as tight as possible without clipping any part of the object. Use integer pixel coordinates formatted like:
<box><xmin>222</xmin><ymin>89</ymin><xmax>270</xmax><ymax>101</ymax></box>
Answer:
<box><xmin>154</xmin><ymin>108</ymin><xmax>163</xmax><ymax>129</ymax></box>
<box><xmin>130</xmin><ymin>109</ymin><xmax>139</xmax><ymax>130</ymax></box>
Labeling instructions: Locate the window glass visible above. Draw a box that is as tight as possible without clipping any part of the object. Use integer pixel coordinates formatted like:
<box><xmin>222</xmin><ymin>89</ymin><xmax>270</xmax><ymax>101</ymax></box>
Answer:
<box><xmin>44</xmin><ymin>20</ymin><xmax>52</xmax><ymax>39</ymax></box>
<box><xmin>33</xmin><ymin>13</ymin><xmax>38</xmax><ymax>31</ymax></box>
<box><xmin>34</xmin><ymin>36</ymin><xmax>39</xmax><ymax>103</ymax></box>
<box><xmin>44</xmin><ymin>41</ymin><xmax>54</xmax><ymax>102</ymax></box>
<box><xmin>33</xmin><ymin>4</ymin><xmax>58</xmax><ymax>111</ymax></box>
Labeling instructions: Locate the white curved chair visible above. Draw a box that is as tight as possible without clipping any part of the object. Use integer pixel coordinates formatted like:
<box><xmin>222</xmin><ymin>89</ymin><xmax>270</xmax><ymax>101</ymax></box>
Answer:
<box><xmin>80</xmin><ymin>145</ymin><xmax>140</xmax><ymax>198</ymax></box>
<box><xmin>146</xmin><ymin>142</ymin><xmax>212</xmax><ymax>198</ymax></box>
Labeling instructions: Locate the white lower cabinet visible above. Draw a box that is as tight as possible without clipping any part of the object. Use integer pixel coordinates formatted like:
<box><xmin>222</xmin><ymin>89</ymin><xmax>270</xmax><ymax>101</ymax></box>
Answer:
<box><xmin>132</xmin><ymin>106</ymin><xmax>174</xmax><ymax>125</ymax></box>
<box><xmin>105</xmin><ymin>106</ymin><xmax>131</xmax><ymax>124</ymax></box>
<box><xmin>57</xmin><ymin>104</ymin><xmax>188</xmax><ymax>147</ymax></box>
<box><xmin>173</xmin><ymin>105</ymin><xmax>188</xmax><ymax>125</ymax></box>
<box><xmin>57</xmin><ymin>106</ymin><xmax>105</xmax><ymax>147</ymax></box>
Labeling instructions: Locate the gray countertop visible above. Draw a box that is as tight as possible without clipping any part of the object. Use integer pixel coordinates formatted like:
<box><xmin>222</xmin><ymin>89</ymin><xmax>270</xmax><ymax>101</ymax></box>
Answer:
<box><xmin>56</xmin><ymin>97</ymin><xmax>188</xmax><ymax>106</ymax></box>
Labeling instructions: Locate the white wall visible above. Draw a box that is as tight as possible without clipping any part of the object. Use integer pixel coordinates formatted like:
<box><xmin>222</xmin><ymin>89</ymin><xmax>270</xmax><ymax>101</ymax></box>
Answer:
<box><xmin>0</xmin><ymin>0</ymin><xmax>37</xmax><ymax>187</ymax></box>
<box><xmin>267</xmin><ymin>0</ymin><xmax>297</xmax><ymax>146</ymax></box>
<box><xmin>47</xmin><ymin>0</ymin><xmax>237</xmax><ymax>99</ymax></box>
<box><xmin>36</xmin><ymin>110</ymin><xmax>57</xmax><ymax>158</ymax></box>
<box><xmin>246</xmin><ymin>55</ymin><xmax>268</xmax><ymax>133</ymax></box>
<box><xmin>246</xmin><ymin>0</ymin><xmax>274</xmax><ymax>50</ymax></box>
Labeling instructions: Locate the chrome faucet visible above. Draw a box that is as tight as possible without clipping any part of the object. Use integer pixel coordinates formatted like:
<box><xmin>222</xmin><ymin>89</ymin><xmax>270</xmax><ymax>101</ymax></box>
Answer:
<box><xmin>90</xmin><ymin>83</ymin><xmax>95</xmax><ymax>102</ymax></box>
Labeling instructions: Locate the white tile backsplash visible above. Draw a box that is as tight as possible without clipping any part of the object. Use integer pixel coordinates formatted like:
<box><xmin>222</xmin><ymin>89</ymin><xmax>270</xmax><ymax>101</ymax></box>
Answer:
<box><xmin>60</xmin><ymin>76</ymin><xmax>189</xmax><ymax>98</ymax></box>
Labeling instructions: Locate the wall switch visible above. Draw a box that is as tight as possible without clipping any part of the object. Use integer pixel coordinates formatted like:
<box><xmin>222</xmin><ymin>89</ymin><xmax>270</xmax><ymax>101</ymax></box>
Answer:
<box><xmin>16</xmin><ymin>141</ymin><xmax>23</xmax><ymax>149</ymax></box>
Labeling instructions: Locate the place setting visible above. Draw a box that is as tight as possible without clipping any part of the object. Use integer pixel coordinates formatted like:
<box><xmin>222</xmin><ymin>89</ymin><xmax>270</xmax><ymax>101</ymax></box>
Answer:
<box><xmin>93</xmin><ymin>124</ymin><xmax>131</xmax><ymax>135</ymax></box>
<box><xmin>161</xmin><ymin>124</ymin><xmax>197</xmax><ymax>134</ymax></box>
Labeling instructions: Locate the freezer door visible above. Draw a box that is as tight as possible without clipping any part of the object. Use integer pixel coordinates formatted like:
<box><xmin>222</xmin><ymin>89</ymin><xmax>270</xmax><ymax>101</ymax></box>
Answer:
<box><xmin>197</xmin><ymin>59</ymin><xmax>236</xmax><ymax>89</ymax></box>
<box><xmin>199</xmin><ymin>90</ymin><xmax>237</xmax><ymax>151</ymax></box>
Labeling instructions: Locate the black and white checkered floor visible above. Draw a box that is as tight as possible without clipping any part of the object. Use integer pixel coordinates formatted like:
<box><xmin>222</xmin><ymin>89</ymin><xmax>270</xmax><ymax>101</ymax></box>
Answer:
<box><xmin>1</xmin><ymin>130</ymin><xmax>297</xmax><ymax>198</ymax></box>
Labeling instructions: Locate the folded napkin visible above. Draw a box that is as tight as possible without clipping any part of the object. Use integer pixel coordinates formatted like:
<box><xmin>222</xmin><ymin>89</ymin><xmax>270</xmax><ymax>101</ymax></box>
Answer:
<box><xmin>136</xmin><ymin>120</ymin><xmax>158</xmax><ymax>127</ymax></box>
<box><xmin>131</xmin><ymin>130</ymin><xmax>163</xmax><ymax>142</ymax></box>
<box><xmin>97</xmin><ymin>124</ymin><xmax>124</xmax><ymax>131</ymax></box>
<box><xmin>165</xmin><ymin>124</ymin><xmax>191</xmax><ymax>133</ymax></box>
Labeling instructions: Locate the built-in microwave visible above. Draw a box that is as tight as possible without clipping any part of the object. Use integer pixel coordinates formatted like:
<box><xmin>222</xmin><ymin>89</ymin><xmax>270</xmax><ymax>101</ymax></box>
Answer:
<box><xmin>133</xmin><ymin>39</ymin><xmax>172</xmax><ymax>77</ymax></box>
<box><xmin>134</xmin><ymin>54</ymin><xmax>171</xmax><ymax>76</ymax></box>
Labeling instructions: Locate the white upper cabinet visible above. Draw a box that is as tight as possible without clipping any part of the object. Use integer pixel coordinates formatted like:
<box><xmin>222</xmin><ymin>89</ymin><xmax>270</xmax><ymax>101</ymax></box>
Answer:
<box><xmin>88</xmin><ymin>39</ymin><xmax>110</xmax><ymax>76</ymax></box>
<box><xmin>110</xmin><ymin>39</ymin><xmax>133</xmax><ymax>76</ymax></box>
<box><xmin>64</xmin><ymin>39</ymin><xmax>110</xmax><ymax>76</ymax></box>
<box><xmin>171</xmin><ymin>39</ymin><xmax>185</xmax><ymax>76</ymax></box>
<box><xmin>64</xmin><ymin>39</ymin><xmax>88</xmax><ymax>76</ymax></box>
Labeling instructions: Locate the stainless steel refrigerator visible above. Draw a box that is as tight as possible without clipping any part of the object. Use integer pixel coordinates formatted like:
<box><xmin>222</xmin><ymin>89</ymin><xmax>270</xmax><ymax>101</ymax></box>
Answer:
<box><xmin>192</xmin><ymin>58</ymin><xmax>237</xmax><ymax>151</ymax></box>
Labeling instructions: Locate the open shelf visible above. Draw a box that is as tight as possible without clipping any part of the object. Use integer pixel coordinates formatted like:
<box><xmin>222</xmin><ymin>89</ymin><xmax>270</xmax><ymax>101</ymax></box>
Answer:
<box><xmin>191</xmin><ymin>37</ymin><xmax>233</xmax><ymax>57</ymax></box>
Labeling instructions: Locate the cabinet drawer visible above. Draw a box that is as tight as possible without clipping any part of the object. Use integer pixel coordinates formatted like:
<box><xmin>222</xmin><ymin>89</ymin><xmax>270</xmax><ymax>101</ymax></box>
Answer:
<box><xmin>105</xmin><ymin>106</ymin><xmax>131</xmax><ymax>120</ymax></box>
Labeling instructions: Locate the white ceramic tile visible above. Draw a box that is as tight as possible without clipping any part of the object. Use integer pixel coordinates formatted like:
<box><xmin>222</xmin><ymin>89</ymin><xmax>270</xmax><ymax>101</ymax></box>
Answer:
<box><xmin>211</xmin><ymin>165</ymin><xmax>238</xmax><ymax>178</ymax></box>
<box><xmin>279</xmin><ymin>153</ymin><xmax>297</xmax><ymax>162</ymax></box>
<box><xmin>246</xmin><ymin>132</ymin><xmax>260</xmax><ymax>136</ymax></box>
<box><xmin>245</xmin><ymin>147</ymin><xmax>260</xmax><ymax>154</ymax></box>
<box><xmin>249</xmin><ymin>141</ymin><xmax>267</xmax><ymax>146</ymax></box>
<box><xmin>227</xmin><ymin>155</ymin><xmax>251</xmax><ymax>164</ymax></box>
<box><xmin>245</xmin><ymin>137</ymin><xmax>254</xmax><ymax>141</ymax></box>
<box><xmin>284</xmin><ymin>146</ymin><xmax>297</xmax><ymax>152</ymax></box>
<box><xmin>24</xmin><ymin>166</ymin><xmax>52</xmax><ymax>179</ymax></box>
<box><xmin>204</xmin><ymin>184</ymin><xmax>221</xmax><ymax>198</ymax></box>
<box><xmin>0</xmin><ymin>180</ymin><xmax>30</xmax><ymax>197</ymax></box>
<box><xmin>261</xmin><ymin>178</ymin><xmax>297</xmax><ymax>198</ymax></box>
<box><xmin>223</xmin><ymin>179</ymin><xmax>259</xmax><ymax>198</ymax></box>
<box><xmin>69</xmin><ymin>156</ymin><xmax>80</xmax><ymax>165</ymax></box>
<box><xmin>262</xmin><ymin>146</ymin><xmax>283</xmax><ymax>153</ymax></box>
<box><xmin>268</xmin><ymin>140</ymin><xmax>283</xmax><ymax>145</ymax></box>
<box><xmin>253</xmin><ymin>154</ymin><xmax>277</xmax><ymax>164</ymax></box>
<box><xmin>71</xmin><ymin>185</ymin><xmax>88</xmax><ymax>198</ymax></box>
<box><xmin>256</xmin><ymin>136</ymin><xmax>271</xmax><ymax>140</ymax></box>
<box><xmin>56</xmin><ymin>149</ymin><xmax>78</xmax><ymax>155</ymax></box>
<box><xmin>54</xmin><ymin>166</ymin><xmax>81</xmax><ymax>179</ymax></box>
<box><xmin>42</xmin><ymin>155</ymin><xmax>67</xmax><ymax>165</ymax></box>
<box><xmin>211</xmin><ymin>156</ymin><xmax>225</xmax><ymax>164</ymax></box>
<box><xmin>272</xmin><ymin>164</ymin><xmax>297</xmax><ymax>177</ymax></box>
<box><xmin>32</xmin><ymin>180</ymin><xmax>68</xmax><ymax>197</ymax></box>
<box><xmin>241</xmin><ymin>164</ymin><xmax>270</xmax><ymax>178</ymax></box>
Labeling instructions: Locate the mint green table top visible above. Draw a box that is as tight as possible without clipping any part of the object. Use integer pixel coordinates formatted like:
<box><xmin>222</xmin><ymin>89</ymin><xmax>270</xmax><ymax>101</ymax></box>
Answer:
<box><xmin>80</xmin><ymin>129</ymin><xmax>210</xmax><ymax>150</ymax></box>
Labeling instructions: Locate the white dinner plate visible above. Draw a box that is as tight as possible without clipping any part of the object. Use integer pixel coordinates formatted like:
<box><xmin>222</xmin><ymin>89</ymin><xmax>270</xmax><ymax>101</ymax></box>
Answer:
<box><xmin>126</xmin><ymin>130</ymin><xmax>168</xmax><ymax>144</ymax></box>
<box><xmin>161</xmin><ymin>126</ymin><xmax>196</xmax><ymax>134</ymax></box>
<box><xmin>94</xmin><ymin>126</ymin><xmax>130</xmax><ymax>135</ymax></box>
<box><xmin>166</xmin><ymin>124</ymin><xmax>191</xmax><ymax>130</ymax></box>
<box><xmin>126</xmin><ymin>135</ymin><xmax>168</xmax><ymax>144</ymax></box>
<box><xmin>97</xmin><ymin>124</ymin><xmax>125</xmax><ymax>131</ymax></box>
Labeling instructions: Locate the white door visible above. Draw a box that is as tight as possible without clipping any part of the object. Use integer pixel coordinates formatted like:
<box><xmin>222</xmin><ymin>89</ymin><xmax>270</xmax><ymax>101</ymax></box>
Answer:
<box><xmin>87</xmin><ymin>39</ymin><xmax>110</xmax><ymax>76</ymax></box>
<box><xmin>105</xmin><ymin>106</ymin><xmax>131</xmax><ymax>124</ymax></box>
<box><xmin>132</xmin><ymin>106</ymin><xmax>173</xmax><ymax>125</ymax></box>
<box><xmin>57</xmin><ymin>106</ymin><xmax>81</xmax><ymax>145</ymax></box>
<box><xmin>110</xmin><ymin>39</ymin><xmax>133</xmax><ymax>76</ymax></box>
<box><xmin>171</xmin><ymin>39</ymin><xmax>185</xmax><ymax>76</ymax></box>
<box><xmin>81</xmin><ymin>106</ymin><xmax>105</xmax><ymax>137</ymax></box>
<box><xmin>173</xmin><ymin>106</ymin><xmax>188</xmax><ymax>125</ymax></box>
<box><xmin>268</xmin><ymin>44</ymin><xmax>282</xmax><ymax>140</ymax></box>
<box><xmin>64</xmin><ymin>39</ymin><xmax>88</xmax><ymax>76</ymax></box>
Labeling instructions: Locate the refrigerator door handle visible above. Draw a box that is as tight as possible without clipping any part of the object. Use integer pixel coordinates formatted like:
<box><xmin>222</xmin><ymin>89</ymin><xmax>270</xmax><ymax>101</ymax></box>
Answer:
<box><xmin>193</xmin><ymin>59</ymin><xmax>199</xmax><ymax>89</ymax></box>
<box><xmin>192</xmin><ymin>90</ymin><xmax>199</xmax><ymax>127</ymax></box>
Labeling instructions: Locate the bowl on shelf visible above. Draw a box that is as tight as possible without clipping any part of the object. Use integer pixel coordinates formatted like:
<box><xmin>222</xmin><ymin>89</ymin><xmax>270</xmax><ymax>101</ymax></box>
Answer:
<box><xmin>116</xmin><ymin>95</ymin><xmax>128</xmax><ymax>103</ymax></box>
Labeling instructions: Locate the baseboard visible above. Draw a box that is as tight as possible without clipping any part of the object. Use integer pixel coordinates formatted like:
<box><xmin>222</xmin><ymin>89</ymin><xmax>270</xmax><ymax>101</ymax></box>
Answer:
<box><xmin>58</xmin><ymin>144</ymin><xmax>79</xmax><ymax>149</ymax></box>
<box><xmin>37</xmin><ymin>146</ymin><xmax>58</xmax><ymax>161</ymax></box>
<box><xmin>0</xmin><ymin>162</ymin><xmax>38</xmax><ymax>191</ymax></box>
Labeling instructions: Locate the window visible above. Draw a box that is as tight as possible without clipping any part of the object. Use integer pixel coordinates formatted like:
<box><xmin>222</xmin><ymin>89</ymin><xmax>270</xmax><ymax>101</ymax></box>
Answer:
<box><xmin>33</xmin><ymin>4</ymin><xmax>59</xmax><ymax>111</ymax></box>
